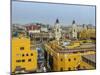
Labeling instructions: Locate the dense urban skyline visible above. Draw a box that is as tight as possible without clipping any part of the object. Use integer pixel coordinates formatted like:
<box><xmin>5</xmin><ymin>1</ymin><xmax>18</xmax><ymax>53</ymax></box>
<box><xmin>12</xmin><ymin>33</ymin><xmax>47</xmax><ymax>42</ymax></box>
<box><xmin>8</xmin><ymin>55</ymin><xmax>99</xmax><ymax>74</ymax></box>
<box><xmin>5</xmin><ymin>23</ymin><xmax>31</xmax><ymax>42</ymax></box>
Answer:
<box><xmin>12</xmin><ymin>1</ymin><xmax>96</xmax><ymax>26</ymax></box>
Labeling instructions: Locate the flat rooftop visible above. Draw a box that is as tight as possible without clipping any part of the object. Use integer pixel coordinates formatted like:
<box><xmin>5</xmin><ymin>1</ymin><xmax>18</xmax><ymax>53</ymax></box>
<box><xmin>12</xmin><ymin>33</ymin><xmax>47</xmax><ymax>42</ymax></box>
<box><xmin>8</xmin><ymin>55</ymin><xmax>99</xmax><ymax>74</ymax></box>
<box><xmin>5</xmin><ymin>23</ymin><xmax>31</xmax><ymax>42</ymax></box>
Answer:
<box><xmin>82</xmin><ymin>54</ymin><xmax>96</xmax><ymax>63</ymax></box>
<box><xmin>48</xmin><ymin>42</ymin><xmax>96</xmax><ymax>53</ymax></box>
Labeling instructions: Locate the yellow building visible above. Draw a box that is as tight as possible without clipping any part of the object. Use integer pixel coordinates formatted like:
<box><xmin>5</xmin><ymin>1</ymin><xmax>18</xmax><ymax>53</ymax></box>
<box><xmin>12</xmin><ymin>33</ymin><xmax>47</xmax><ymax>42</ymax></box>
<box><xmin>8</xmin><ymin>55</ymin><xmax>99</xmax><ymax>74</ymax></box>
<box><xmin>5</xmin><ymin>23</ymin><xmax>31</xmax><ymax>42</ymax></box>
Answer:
<box><xmin>12</xmin><ymin>37</ymin><xmax>37</xmax><ymax>73</ymax></box>
<box><xmin>44</xmin><ymin>41</ymin><xmax>95</xmax><ymax>71</ymax></box>
<box><xmin>79</xmin><ymin>29</ymin><xmax>96</xmax><ymax>39</ymax></box>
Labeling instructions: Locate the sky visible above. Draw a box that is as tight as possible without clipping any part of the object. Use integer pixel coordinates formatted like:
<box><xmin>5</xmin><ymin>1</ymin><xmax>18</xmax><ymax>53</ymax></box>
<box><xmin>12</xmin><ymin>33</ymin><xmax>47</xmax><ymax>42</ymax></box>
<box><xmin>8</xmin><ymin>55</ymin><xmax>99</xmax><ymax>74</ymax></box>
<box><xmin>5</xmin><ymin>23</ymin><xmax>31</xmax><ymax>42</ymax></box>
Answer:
<box><xmin>12</xmin><ymin>1</ymin><xmax>96</xmax><ymax>26</ymax></box>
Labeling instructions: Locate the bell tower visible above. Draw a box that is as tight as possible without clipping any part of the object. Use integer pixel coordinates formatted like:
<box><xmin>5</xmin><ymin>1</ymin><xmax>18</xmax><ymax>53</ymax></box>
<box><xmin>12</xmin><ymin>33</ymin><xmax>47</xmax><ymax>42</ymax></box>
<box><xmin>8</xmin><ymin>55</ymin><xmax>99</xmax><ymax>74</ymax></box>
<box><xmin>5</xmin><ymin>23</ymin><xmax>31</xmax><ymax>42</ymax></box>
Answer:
<box><xmin>54</xmin><ymin>19</ymin><xmax>62</xmax><ymax>44</ymax></box>
<box><xmin>72</xmin><ymin>20</ymin><xmax>77</xmax><ymax>39</ymax></box>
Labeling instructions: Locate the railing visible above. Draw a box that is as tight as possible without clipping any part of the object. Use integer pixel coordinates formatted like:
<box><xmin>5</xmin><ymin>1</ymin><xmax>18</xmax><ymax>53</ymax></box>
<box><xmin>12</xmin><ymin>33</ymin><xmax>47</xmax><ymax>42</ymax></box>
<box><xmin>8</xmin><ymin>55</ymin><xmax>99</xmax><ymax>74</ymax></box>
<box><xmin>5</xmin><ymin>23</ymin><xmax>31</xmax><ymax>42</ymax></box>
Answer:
<box><xmin>58</xmin><ymin>48</ymin><xmax>95</xmax><ymax>53</ymax></box>
<box><xmin>82</xmin><ymin>56</ymin><xmax>96</xmax><ymax>67</ymax></box>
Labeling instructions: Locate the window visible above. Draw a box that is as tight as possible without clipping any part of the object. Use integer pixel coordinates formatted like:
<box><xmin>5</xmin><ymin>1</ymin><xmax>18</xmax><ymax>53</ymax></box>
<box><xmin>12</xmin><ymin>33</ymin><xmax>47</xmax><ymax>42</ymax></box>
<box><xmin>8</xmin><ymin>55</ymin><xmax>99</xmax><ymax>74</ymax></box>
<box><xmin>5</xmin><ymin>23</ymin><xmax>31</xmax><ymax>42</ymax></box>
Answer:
<box><xmin>22</xmin><ymin>54</ymin><xmax>24</xmax><ymax>57</ymax></box>
<box><xmin>26</xmin><ymin>53</ymin><xmax>28</xmax><ymax>56</ymax></box>
<box><xmin>31</xmin><ymin>53</ymin><xmax>33</xmax><ymax>56</ymax></box>
<box><xmin>15</xmin><ymin>66</ymin><xmax>21</xmax><ymax>71</ymax></box>
<box><xmin>68</xmin><ymin>58</ymin><xmax>71</xmax><ymax>61</ymax></box>
<box><xmin>61</xmin><ymin>58</ymin><xmax>63</xmax><ymax>61</ymax></box>
<box><xmin>74</xmin><ymin>58</ymin><xmax>76</xmax><ymax>61</ymax></box>
<box><xmin>60</xmin><ymin>67</ymin><xmax>63</xmax><ymax>71</ymax></box>
<box><xmin>68</xmin><ymin>67</ymin><xmax>71</xmax><ymax>71</ymax></box>
<box><xmin>20</xmin><ymin>47</ymin><xmax>24</xmax><ymax>50</ymax></box>
<box><xmin>74</xmin><ymin>29</ymin><xmax>75</xmax><ymax>32</ymax></box>
<box><xmin>57</xmin><ymin>29</ymin><xmax>59</xmax><ymax>32</ymax></box>
<box><xmin>16</xmin><ymin>60</ymin><xmax>21</xmax><ymax>62</ymax></box>
<box><xmin>28</xmin><ymin>59</ymin><xmax>31</xmax><ymax>62</ymax></box>
<box><xmin>22</xmin><ymin>59</ymin><xmax>25</xmax><ymax>62</ymax></box>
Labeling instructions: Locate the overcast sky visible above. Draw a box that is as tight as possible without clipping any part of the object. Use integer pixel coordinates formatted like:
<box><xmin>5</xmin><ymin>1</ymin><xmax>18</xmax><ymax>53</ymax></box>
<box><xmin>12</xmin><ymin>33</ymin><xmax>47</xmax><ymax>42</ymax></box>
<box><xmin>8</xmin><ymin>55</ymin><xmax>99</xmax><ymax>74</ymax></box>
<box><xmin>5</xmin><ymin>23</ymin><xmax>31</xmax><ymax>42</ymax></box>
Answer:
<box><xmin>12</xmin><ymin>1</ymin><xmax>96</xmax><ymax>26</ymax></box>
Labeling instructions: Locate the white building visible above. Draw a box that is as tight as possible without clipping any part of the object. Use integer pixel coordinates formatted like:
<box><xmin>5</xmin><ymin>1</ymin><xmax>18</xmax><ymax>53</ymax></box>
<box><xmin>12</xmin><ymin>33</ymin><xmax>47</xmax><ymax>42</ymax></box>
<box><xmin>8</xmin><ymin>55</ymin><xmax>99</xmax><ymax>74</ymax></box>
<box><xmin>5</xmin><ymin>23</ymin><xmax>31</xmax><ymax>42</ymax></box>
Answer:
<box><xmin>40</xmin><ymin>26</ymin><xmax>48</xmax><ymax>32</ymax></box>
<box><xmin>71</xmin><ymin>20</ymin><xmax>78</xmax><ymax>39</ymax></box>
<box><xmin>54</xmin><ymin>19</ymin><xmax>62</xmax><ymax>44</ymax></box>
<box><xmin>62</xmin><ymin>20</ymin><xmax>95</xmax><ymax>39</ymax></box>
<box><xmin>28</xmin><ymin>30</ymin><xmax>40</xmax><ymax>34</ymax></box>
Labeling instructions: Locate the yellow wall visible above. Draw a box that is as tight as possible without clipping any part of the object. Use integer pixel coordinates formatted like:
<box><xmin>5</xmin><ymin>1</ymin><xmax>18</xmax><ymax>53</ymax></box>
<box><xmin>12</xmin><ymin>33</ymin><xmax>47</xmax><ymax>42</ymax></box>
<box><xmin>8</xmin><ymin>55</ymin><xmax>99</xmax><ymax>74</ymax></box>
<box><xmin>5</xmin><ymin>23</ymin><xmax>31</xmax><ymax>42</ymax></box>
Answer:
<box><xmin>12</xmin><ymin>37</ymin><xmax>37</xmax><ymax>73</ymax></box>
<box><xmin>44</xmin><ymin>41</ymin><xmax>95</xmax><ymax>72</ymax></box>
<box><xmin>53</xmin><ymin>53</ymin><xmax>81</xmax><ymax>71</ymax></box>
<box><xmin>53</xmin><ymin>53</ymin><xmax>95</xmax><ymax>71</ymax></box>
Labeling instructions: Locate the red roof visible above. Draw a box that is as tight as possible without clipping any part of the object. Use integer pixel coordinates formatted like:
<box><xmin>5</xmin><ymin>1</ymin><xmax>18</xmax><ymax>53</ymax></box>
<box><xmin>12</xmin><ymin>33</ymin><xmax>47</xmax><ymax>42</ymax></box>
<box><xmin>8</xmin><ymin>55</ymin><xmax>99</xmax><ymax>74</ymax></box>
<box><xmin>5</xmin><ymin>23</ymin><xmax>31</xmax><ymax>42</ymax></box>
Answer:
<box><xmin>26</xmin><ymin>24</ymin><xmax>40</xmax><ymax>31</ymax></box>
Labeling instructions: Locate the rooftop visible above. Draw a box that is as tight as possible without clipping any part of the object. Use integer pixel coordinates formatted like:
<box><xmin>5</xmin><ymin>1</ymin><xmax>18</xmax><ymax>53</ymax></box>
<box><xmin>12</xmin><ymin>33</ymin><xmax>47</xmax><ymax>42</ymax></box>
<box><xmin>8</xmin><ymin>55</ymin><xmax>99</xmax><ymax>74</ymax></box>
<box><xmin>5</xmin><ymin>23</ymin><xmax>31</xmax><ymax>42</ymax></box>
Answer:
<box><xmin>82</xmin><ymin>54</ymin><xmax>96</xmax><ymax>63</ymax></box>
<box><xmin>47</xmin><ymin>42</ymin><xmax>96</xmax><ymax>53</ymax></box>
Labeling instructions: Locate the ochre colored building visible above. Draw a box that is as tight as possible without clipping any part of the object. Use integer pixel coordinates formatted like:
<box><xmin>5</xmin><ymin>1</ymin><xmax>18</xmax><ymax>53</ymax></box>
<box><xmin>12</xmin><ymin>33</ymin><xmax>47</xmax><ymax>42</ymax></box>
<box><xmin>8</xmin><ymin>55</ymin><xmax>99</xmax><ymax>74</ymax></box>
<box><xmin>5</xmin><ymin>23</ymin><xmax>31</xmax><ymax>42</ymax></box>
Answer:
<box><xmin>44</xmin><ymin>41</ymin><xmax>95</xmax><ymax>71</ymax></box>
<box><xmin>12</xmin><ymin>37</ymin><xmax>37</xmax><ymax>73</ymax></box>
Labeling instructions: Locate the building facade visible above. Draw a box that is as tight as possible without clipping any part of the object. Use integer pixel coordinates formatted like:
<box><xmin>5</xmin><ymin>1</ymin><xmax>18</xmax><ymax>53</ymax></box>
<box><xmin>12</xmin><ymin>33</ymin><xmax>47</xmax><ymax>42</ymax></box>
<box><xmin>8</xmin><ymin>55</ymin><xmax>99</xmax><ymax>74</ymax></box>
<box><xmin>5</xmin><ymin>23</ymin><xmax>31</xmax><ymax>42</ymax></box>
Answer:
<box><xmin>12</xmin><ymin>37</ymin><xmax>37</xmax><ymax>73</ymax></box>
<box><xmin>44</xmin><ymin>41</ymin><xmax>95</xmax><ymax>71</ymax></box>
